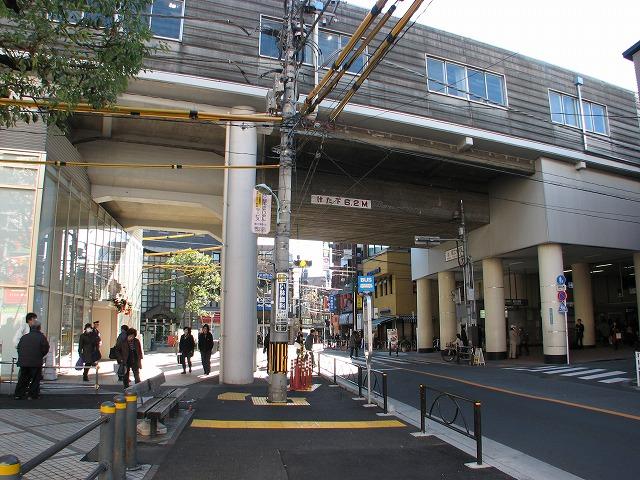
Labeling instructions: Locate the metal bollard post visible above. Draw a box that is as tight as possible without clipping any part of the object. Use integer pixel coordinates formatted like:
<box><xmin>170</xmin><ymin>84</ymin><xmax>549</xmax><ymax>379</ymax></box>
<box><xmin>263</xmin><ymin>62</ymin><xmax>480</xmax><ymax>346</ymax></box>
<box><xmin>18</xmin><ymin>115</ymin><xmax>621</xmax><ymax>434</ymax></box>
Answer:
<box><xmin>382</xmin><ymin>373</ymin><xmax>388</xmax><ymax>414</ymax></box>
<box><xmin>317</xmin><ymin>353</ymin><xmax>321</xmax><ymax>376</ymax></box>
<box><xmin>98</xmin><ymin>402</ymin><xmax>115</xmax><ymax>480</ymax></box>
<box><xmin>357</xmin><ymin>366</ymin><xmax>363</xmax><ymax>398</ymax></box>
<box><xmin>0</xmin><ymin>454</ymin><xmax>21</xmax><ymax>479</ymax></box>
<box><xmin>474</xmin><ymin>401</ymin><xmax>483</xmax><ymax>466</ymax></box>
<box><xmin>420</xmin><ymin>384</ymin><xmax>426</xmax><ymax>433</ymax></box>
<box><xmin>95</xmin><ymin>364</ymin><xmax>100</xmax><ymax>393</ymax></box>
<box><xmin>125</xmin><ymin>393</ymin><xmax>138</xmax><ymax>469</ymax></box>
<box><xmin>9</xmin><ymin>359</ymin><xmax>16</xmax><ymax>396</ymax></box>
<box><xmin>333</xmin><ymin>357</ymin><xmax>337</xmax><ymax>384</ymax></box>
<box><xmin>112</xmin><ymin>395</ymin><xmax>126</xmax><ymax>480</ymax></box>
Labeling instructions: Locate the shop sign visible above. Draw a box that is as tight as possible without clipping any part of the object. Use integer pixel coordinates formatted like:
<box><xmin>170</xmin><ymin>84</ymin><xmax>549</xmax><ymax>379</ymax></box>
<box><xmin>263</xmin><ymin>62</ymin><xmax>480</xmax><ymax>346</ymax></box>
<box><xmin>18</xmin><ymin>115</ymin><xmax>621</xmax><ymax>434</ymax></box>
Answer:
<box><xmin>445</xmin><ymin>245</ymin><xmax>464</xmax><ymax>262</ymax></box>
<box><xmin>251</xmin><ymin>189</ymin><xmax>272</xmax><ymax>234</ymax></box>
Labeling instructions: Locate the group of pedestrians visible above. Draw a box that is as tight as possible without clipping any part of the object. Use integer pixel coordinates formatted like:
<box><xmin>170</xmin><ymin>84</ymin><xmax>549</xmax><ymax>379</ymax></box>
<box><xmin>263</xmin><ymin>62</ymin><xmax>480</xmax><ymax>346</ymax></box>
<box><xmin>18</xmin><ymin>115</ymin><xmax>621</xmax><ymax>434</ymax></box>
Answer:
<box><xmin>177</xmin><ymin>325</ymin><xmax>214</xmax><ymax>375</ymax></box>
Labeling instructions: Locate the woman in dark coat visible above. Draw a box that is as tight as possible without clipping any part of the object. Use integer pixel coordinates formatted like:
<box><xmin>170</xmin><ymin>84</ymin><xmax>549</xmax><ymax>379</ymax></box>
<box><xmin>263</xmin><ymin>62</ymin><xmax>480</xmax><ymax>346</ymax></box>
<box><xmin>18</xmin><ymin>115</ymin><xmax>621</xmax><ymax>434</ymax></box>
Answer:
<box><xmin>198</xmin><ymin>324</ymin><xmax>214</xmax><ymax>375</ymax></box>
<box><xmin>78</xmin><ymin>323</ymin><xmax>98</xmax><ymax>382</ymax></box>
<box><xmin>117</xmin><ymin>328</ymin><xmax>143</xmax><ymax>388</ymax></box>
<box><xmin>179</xmin><ymin>326</ymin><xmax>195</xmax><ymax>374</ymax></box>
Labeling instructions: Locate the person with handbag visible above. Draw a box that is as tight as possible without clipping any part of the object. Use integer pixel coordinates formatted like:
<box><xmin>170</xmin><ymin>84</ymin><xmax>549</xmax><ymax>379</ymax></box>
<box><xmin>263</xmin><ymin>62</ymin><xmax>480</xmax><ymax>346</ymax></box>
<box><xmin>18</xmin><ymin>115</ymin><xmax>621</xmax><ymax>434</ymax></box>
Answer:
<box><xmin>111</xmin><ymin>325</ymin><xmax>129</xmax><ymax>381</ymax></box>
<box><xmin>198</xmin><ymin>324</ymin><xmax>214</xmax><ymax>375</ymax></box>
<box><xmin>179</xmin><ymin>326</ymin><xmax>195</xmax><ymax>374</ymax></box>
<box><xmin>118</xmin><ymin>328</ymin><xmax>143</xmax><ymax>388</ymax></box>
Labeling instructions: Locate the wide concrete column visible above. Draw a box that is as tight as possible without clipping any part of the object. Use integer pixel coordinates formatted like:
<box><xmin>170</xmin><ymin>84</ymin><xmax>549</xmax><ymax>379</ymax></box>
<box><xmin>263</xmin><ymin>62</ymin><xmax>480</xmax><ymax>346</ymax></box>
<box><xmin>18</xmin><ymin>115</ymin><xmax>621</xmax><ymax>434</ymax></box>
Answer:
<box><xmin>538</xmin><ymin>244</ymin><xmax>567</xmax><ymax>364</ymax></box>
<box><xmin>438</xmin><ymin>271</ymin><xmax>457</xmax><ymax>346</ymax></box>
<box><xmin>416</xmin><ymin>278</ymin><xmax>434</xmax><ymax>352</ymax></box>
<box><xmin>482</xmin><ymin>258</ymin><xmax>506</xmax><ymax>360</ymax></box>
<box><xmin>221</xmin><ymin>106</ymin><xmax>258</xmax><ymax>384</ymax></box>
<box><xmin>635</xmin><ymin>253</ymin><xmax>640</xmax><ymax>334</ymax></box>
<box><xmin>571</xmin><ymin>263</ymin><xmax>595</xmax><ymax>347</ymax></box>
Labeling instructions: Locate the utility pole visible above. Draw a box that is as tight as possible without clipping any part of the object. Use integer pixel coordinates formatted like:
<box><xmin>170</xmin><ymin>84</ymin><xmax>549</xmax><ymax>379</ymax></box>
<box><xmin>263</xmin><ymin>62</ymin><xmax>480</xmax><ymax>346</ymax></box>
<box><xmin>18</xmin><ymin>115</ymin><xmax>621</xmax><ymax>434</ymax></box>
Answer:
<box><xmin>268</xmin><ymin>0</ymin><xmax>298</xmax><ymax>403</ymax></box>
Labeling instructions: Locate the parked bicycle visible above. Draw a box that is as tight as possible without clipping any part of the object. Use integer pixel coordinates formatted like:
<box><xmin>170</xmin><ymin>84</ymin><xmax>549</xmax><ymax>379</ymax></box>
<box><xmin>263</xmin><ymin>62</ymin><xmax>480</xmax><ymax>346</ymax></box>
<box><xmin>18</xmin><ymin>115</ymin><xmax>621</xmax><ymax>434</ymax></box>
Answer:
<box><xmin>440</xmin><ymin>342</ymin><xmax>474</xmax><ymax>365</ymax></box>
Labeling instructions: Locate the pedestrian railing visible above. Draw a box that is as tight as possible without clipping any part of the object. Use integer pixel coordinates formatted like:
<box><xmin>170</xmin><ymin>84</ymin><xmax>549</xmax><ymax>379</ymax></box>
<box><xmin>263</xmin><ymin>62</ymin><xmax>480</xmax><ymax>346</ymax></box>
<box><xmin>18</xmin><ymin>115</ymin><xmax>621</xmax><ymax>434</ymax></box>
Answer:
<box><xmin>0</xmin><ymin>393</ymin><xmax>139</xmax><ymax>479</ymax></box>
<box><xmin>418</xmin><ymin>384</ymin><xmax>483</xmax><ymax>467</ymax></box>
<box><xmin>317</xmin><ymin>353</ymin><xmax>389</xmax><ymax>414</ymax></box>
<box><xmin>1</xmin><ymin>359</ymin><xmax>101</xmax><ymax>396</ymax></box>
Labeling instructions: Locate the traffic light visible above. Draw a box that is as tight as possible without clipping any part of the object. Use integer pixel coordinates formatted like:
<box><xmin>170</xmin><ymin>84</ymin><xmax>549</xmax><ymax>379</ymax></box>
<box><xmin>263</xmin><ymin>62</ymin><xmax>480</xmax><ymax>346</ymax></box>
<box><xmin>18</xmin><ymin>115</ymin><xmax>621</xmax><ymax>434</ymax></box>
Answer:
<box><xmin>293</xmin><ymin>257</ymin><xmax>312</xmax><ymax>268</ymax></box>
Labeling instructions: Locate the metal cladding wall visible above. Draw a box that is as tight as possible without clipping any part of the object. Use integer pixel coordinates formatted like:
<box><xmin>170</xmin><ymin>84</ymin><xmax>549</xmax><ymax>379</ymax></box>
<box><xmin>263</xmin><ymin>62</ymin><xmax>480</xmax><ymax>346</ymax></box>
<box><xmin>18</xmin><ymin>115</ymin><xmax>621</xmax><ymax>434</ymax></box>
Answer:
<box><xmin>143</xmin><ymin>0</ymin><xmax>640</xmax><ymax>164</ymax></box>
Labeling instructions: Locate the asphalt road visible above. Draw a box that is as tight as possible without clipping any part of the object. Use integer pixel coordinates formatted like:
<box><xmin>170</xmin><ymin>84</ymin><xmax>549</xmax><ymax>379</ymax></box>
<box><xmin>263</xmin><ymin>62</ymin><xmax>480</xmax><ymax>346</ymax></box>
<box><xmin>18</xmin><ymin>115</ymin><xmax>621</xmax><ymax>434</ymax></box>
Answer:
<box><xmin>335</xmin><ymin>351</ymin><xmax>640</xmax><ymax>480</ymax></box>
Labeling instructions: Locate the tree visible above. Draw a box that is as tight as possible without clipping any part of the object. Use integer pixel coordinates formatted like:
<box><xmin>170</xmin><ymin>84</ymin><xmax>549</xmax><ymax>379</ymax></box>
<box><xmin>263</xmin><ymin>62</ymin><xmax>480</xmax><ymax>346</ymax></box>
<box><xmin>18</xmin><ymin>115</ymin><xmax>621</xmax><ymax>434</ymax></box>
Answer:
<box><xmin>164</xmin><ymin>250</ymin><xmax>221</xmax><ymax>321</ymax></box>
<box><xmin>0</xmin><ymin>0</ymin><xmax>157</xmax><ymax>127</ymax></box>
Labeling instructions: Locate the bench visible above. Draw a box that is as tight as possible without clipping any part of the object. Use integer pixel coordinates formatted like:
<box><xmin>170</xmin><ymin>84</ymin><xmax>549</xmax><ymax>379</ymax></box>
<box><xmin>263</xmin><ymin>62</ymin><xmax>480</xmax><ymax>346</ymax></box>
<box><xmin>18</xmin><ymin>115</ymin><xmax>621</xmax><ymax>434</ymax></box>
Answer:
<box><xmin>125</xmin><ymin>373</ymin><xmax>188</xmax><ymax>436</ymax></box>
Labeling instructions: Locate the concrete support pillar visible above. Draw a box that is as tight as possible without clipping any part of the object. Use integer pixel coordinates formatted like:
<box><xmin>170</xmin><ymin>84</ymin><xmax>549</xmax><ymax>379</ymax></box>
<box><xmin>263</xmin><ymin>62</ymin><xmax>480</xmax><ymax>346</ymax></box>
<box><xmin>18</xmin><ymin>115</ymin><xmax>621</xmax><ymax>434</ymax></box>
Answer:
<box><xmin>221</xmin><ymin>106</ymin><xmax>258</xmax><ymax>384</ymax></box>
<box><xmin>482</xmin><ymin>258</ymin><xmax>506</xmax><ymax>360</ymax></box>
<box><xmin>416</xmin><ymin>278</ymin><xmax>434</xmax><ymax>352</ymax></box>
<box><xmin>538</xmin><ymin>244</ymin><xmax>567</xmax><ymax>364</ymax></box>
<box><xmin>635</xmin><ymin>253</ymin><xmax>640</xmax><ymax>334</ymax></box>
<box><xmin>571</xmin><ymin>263</ymin><xmax>595</xmax><ymax>347</ymax></box>
<box><xmin>438</xmin><ymin>271</ymin><xmax>456</xmax><ymax>346</ymax></box>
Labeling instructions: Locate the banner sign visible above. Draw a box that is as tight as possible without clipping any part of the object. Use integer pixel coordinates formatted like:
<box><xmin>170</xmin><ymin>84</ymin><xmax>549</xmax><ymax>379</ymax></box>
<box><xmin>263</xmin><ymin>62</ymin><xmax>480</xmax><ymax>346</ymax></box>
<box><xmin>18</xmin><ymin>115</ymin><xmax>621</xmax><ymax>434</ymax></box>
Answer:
<box><xmin>328</xmin><ymin>295</ymin><xmax>337</xmax><ymax>313</ymax></box>
<box><xmin>311</xmin><ymin>194</ymin><xmax>371</xmax><ymax>209</ymax></box>
<box><xmin>445</xmin><ymin>244</ymin><xmax>464</xmax><ymax>262</ymax></box>
<box><xmin>387</xmin><ymin>328</ymin><xmax>398</xmax><ymax>350</ymax></box>
<box><xmin>251</xmin><ymin>189</ymin><xmax>272</xmax><ymax>234</ymax></box>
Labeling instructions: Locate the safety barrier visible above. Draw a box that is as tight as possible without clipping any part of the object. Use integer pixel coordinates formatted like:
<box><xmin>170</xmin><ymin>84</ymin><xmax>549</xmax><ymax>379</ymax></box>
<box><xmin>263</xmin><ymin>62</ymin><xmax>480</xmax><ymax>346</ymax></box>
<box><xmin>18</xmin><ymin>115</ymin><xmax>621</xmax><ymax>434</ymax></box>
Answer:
<box><xmin>317</xmin><ymin>353</ymin><xmax>388</xmax><ymax>414</ymax></box>
<box><xmin>289</xmin><ymin>356</ymin><xmax>313</xmax><ymax>391</ymax></box>
<box><xmin>418</xmin><ymin>384</ymin><xmax>483</xmax><ymax>467</ymax></box>
<box><xmin>1</xmin><ymin>359</ymin><xmax>101</xmax><ymax>396</ymax></box>
<box><xmin>0</xmin><ymin>393</ymin><xmax>139</xmax><ymax>479</ymax></box>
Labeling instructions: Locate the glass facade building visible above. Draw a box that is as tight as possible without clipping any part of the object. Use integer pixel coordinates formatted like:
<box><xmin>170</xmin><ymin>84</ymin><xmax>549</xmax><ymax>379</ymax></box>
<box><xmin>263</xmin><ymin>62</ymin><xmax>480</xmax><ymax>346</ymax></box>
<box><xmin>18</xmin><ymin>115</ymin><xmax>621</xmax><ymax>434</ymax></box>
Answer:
<box><xmin>0</xmin><ymin>150</ymin><xmax>142</xmax><ymax>371</ymax></box>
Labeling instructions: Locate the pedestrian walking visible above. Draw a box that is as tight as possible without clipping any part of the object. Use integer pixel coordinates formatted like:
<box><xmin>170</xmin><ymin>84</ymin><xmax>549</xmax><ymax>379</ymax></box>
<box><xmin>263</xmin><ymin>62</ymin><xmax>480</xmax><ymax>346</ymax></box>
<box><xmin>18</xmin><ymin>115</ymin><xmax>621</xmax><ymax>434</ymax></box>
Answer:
<box><xmin>198</xmin><ymin>324</ymin><xmax>214</xmax><ymax>375</ymax></box>
<box><xmin>460</xmin><ymin>325</ymin><xmax>469</xmax><ymax>347</ymax></box>
<box><xmin>508</xmin><ymin>325</ymin><xmax>518</xmax><ymax>359</ymax></box>
<box><xmin>78</xmin><ymin>323</ymin><xmax>99</xmax><ymax>382</ymax></box>
<box><xmin>14</xmin><ymin>320</ymin><xmax>49</xmax><ymax>400</ymax></box>
<box><xmin>519</xmin><ymin>327</ymin><xmax>530</xmax><ymax>356</ymax></box>
<box><xmin>112</xmin><ymin>324</ymin><xmax>129</xmax><ymax>381</ymax></box>
<box><xmin>179</xmin><ymin>326</ymin><xmax>195</xmax><ymax>374</ymax></box>
<box><xmin>349</xmin><ymin>330</ymin><xmax>360</xmax><ymax>358</ymax></box>
<box><xmin>305</xmin><ymin>328</ymin><xmax>316</xmax><ymax>367</ymax></box>
<box><xmin>263</xmin><ymin>329</ymin><xmax>270</xmax><ymax>367</ymax></box>
<box><xmin>13</xmin><ymin>312</ymin><xmax>37</xmax><ymax>349</ymax></box>
<box><xmin>610</xmin><ymin>322</ymin><xmax>621</xmax><ymax>350</ymax></box>
<box><xmin>575</xmin><ymin>318</ymin><xmax>585</xmax><ymax>349</ymax></box>
<box><xmin>118</xmin><ymin>328</ymin><xmax>143</xmax><ymax>388</ymax></box>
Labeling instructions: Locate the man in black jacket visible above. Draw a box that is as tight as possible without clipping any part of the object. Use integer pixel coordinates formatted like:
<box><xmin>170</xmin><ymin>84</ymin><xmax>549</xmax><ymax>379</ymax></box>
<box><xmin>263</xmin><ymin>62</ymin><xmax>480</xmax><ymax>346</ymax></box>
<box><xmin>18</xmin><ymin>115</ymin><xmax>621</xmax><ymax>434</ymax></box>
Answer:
<box><xmin>15</xmin><ymin>320</ymin><xmax>50</xmax><ymax>400</ymax></box>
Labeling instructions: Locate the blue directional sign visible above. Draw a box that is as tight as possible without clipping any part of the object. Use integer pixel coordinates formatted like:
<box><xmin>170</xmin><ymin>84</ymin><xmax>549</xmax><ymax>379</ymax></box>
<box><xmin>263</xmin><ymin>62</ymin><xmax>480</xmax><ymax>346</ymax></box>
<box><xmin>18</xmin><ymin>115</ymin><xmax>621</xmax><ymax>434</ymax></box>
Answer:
<box><xmin>257</xmin><ymin>272</ymin><xmax>273</xmax><ymax>281</ymax></box>
<box><xmin>358</xmin><ymin>275</ymin><xmax>375</xmax><ymax>294</ymax></box>
<box><xmin>328</xmin><ymin>295</ymin><xmax>337</xmax><ymax>313</ymax></box>
<box><xmin>556</xmin><ymin>274</ymin><xmax>566</xmax><ymax>285</ymax></box>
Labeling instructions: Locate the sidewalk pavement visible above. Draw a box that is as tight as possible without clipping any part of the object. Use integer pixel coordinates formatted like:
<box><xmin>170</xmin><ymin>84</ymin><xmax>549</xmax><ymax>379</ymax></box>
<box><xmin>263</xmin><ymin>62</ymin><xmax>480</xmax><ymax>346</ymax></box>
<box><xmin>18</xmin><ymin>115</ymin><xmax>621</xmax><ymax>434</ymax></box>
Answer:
<box><xmin>149</xmin><ymin>375</ymin><xmax>512</xmax><ymax>480</ymax></box>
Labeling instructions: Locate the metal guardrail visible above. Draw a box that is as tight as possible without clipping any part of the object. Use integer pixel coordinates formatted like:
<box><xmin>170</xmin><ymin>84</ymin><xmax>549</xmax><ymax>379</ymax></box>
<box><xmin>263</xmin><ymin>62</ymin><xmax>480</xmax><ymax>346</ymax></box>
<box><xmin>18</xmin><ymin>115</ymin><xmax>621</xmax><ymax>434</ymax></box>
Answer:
<box><xmin>419</xmin><ymin>384</ymin><xmax>483</xmax><ymax>467</ymax></box>
<box><xmin>317</xmin><ymin>353</ymin><xmax>388</xmax><ymax>414</ymax></box>
<box><xmin>0</xmin><ymin>393</ymin><xmax>140</xmax><ymax>479</ymax></box>
<box><xmin>1</xmin><ymin>359</ymin><xmax>101</xmax><ymax>396</ymax></box>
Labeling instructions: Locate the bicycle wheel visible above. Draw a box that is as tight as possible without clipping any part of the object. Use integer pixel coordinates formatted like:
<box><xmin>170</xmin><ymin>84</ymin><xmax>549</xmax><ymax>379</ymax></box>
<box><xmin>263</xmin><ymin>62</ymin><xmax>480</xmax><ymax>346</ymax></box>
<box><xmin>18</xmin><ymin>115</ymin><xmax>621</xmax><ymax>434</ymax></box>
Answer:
<box><xmin>441</xmin><ymin>346</ymin><xmax>456</xmax><ymax>362</ymax></box>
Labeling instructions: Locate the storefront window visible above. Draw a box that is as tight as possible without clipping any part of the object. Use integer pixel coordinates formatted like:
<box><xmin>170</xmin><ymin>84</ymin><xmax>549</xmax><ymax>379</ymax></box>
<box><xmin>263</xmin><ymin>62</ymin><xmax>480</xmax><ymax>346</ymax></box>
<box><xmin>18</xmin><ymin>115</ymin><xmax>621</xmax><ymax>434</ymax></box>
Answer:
<box><xmin>51</xmin><ymin>185</ymin><xmax>70</xmax><ymax>292</ymax></box>
<box><xmin>36</xmin><ymin>174</ymin><xmax>58</xmax><ymax>288</ymax></box>
<box><xmin>0</xmin><ymin>189</ymin><xmax>35</xmax><ymax>286</ymax></box>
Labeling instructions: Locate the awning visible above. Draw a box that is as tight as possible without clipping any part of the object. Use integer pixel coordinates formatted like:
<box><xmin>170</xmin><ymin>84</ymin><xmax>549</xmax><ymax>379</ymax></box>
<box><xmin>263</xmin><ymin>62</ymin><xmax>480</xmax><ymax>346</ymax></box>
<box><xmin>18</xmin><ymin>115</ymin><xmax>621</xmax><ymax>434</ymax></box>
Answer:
<box><xmin>371</xmin><ymin>317</ymin><xmax>394</xmax><ymax>328</ymax></box>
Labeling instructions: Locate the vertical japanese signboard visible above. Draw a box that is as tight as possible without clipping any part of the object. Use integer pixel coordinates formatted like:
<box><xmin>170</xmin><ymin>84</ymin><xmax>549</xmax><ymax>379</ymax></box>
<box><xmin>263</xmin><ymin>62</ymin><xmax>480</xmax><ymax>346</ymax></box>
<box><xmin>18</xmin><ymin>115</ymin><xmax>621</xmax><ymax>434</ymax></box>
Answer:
<box><xmin>251</xmin><ymin>188</ymin><xmax>272</xmax><ymax>234</ymax></box>
<box><xmin>275</xmin><ymin>272</ymin><xmax>289</xmax><ymax>332</ymax></box>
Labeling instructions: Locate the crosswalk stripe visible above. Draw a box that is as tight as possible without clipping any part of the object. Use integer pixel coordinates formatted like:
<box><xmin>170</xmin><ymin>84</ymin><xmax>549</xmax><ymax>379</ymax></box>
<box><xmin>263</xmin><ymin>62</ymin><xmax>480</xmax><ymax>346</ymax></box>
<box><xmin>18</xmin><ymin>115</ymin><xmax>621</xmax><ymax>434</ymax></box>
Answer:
<box><xmin>560</xmin><ymin>369</ymin><xmax>606</xmax><ymax>377</ymax></box>
<box><xmin>578</xmin><ymin>370</ymin><xmax>626</xmax><ymax>380</ymax></box>
<box><xmin>598</xmin><ymin>377</ymin><xmax>631</xmax><ymax>384</ymax></box>
<box><xmin>542</xmin><ymin>367</ymin><xmax>588</xmax><ymax>374</ymax></box>
<box><xmin>530</xmin><ymin>366</ymin><xmax>573</xmax><ymax>371</ymax></box>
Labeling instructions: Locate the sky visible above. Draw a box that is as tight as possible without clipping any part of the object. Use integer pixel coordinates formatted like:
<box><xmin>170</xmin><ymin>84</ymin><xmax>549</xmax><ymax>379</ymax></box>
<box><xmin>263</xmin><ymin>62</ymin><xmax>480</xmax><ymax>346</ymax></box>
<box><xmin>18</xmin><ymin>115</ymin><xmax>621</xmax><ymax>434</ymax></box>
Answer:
<box><xmin>346</xmin><ymin>0</ymin><xmax>639</xmax><ymax>91</ymax></box>
<box><xmin>258</xmin><ymin>237</ymin><xmax>327</xmax><ymax>277</ymax></box>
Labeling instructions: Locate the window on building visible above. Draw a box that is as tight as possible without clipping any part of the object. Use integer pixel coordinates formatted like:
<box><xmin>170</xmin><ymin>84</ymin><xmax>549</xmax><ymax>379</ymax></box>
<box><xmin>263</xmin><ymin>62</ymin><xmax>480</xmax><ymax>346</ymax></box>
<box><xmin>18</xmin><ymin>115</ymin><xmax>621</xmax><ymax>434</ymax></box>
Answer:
<box><xmin>383</xmin><ymin>280</ymin><xmax>388</xmax><ymax>296</ymax></box>
<box><xmin>259</xmin><ymin>17</ymin><xmax>364</xmax><ymax>73</ymax></box>
<box><xmin>548</xmin><ymin>90</ymin><xmax>608</xmax><ymax>135</ymax></box>
<box><xmin>426</xmin><ymin>56</ymin><xmax>507</xmax><ymax>106</ymax></box>
<box><xmin>389</xmin><ymin>275</ymin><xmax>393</xmax><ymax>295</ymax></box>
<box><xmin>147</xmin><ymin>0</ymin><xmax>185</xmax><ymax>40</ymax></box>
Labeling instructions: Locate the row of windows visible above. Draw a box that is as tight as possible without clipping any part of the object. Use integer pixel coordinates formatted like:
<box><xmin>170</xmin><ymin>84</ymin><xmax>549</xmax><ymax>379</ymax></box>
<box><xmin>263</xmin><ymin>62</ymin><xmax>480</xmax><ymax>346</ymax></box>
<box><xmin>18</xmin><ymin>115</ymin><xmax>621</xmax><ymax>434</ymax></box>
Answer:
<box><xmin>374</xmin><ymin>276</ymin><xmax>393</xmax><ymax>298</ymax></box>
<box><xmin>549</xmin><ymin>90</ymin><xmax>608</xmax><ymax>135</ymax></box>
<box><xmin>55</xmin><ymin>0</ymin><xmax>184</xmax><ymax>40</ymax></box>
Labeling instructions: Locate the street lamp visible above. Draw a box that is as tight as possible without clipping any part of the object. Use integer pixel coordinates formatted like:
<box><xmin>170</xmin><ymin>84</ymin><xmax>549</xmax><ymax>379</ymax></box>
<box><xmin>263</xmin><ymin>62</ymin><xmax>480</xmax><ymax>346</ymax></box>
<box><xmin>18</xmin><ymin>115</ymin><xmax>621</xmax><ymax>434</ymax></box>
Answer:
<box><xmin>255</xmin><ymin>183</ymin><xmax>281</xmax><ymax>224</ymax></box>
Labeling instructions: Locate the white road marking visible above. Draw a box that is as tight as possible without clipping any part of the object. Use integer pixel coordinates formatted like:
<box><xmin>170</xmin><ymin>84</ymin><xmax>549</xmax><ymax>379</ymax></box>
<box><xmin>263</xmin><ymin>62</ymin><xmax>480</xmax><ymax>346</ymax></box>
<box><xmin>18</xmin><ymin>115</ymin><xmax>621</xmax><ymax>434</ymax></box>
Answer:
<box><xmin>560</xmin><ymin>369</ymin><xmax>606</xmax><ymax>377</ymax></box>
<box><xmin>578</xmin><ymin>370</ymin><xmax>627</xmax><ymax>380</ymax></box>
<box><xmin>597</xmin><ymin>377</ymin><xmax>631</xmax><ymax>384</ymax></box>
<box><xmin>542</xmin><ymin>367</ymin><xmax>588</xmax><ymax>374</ymax></box>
